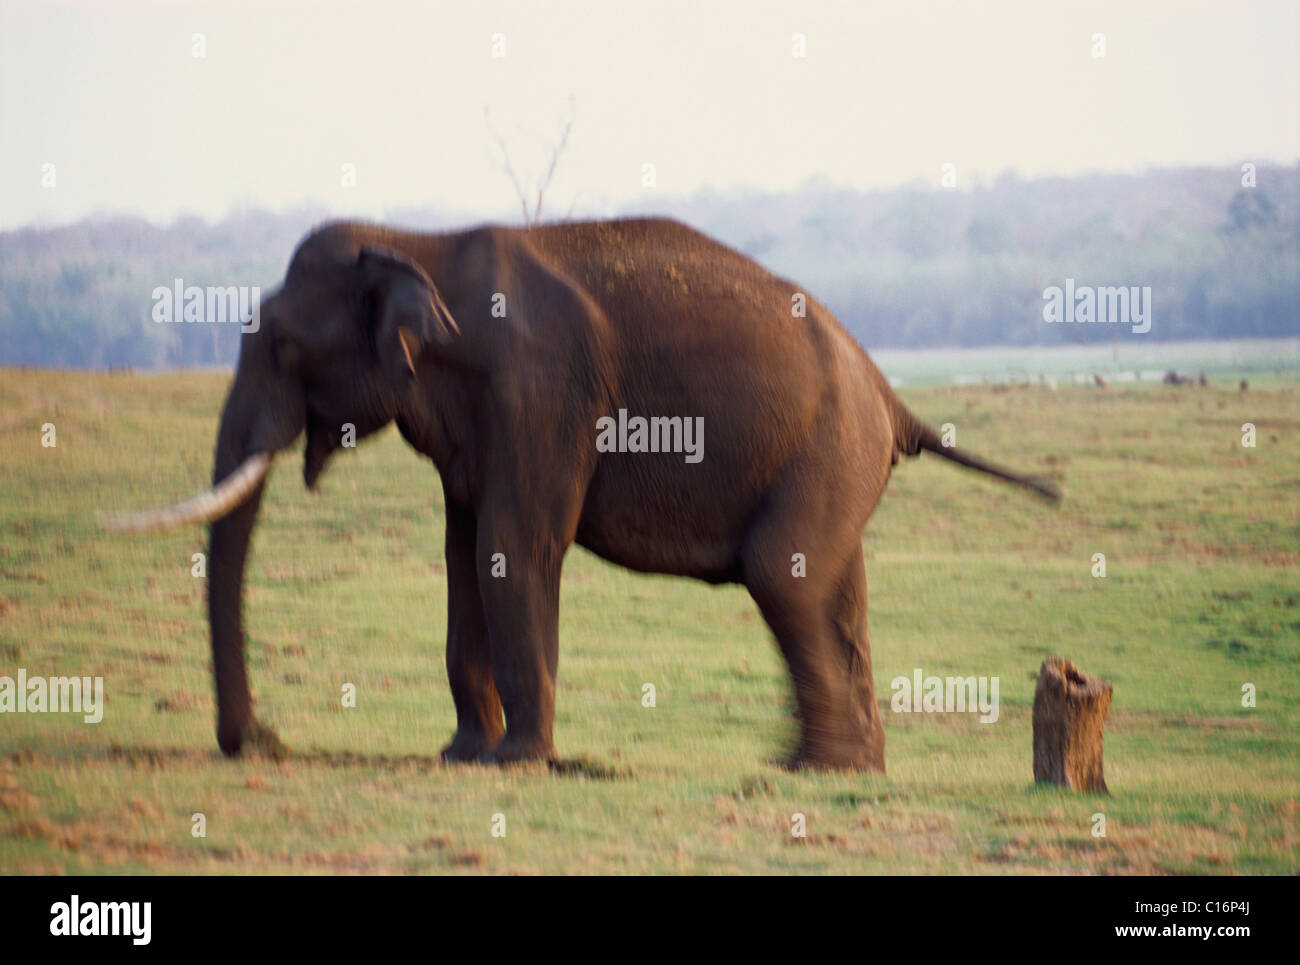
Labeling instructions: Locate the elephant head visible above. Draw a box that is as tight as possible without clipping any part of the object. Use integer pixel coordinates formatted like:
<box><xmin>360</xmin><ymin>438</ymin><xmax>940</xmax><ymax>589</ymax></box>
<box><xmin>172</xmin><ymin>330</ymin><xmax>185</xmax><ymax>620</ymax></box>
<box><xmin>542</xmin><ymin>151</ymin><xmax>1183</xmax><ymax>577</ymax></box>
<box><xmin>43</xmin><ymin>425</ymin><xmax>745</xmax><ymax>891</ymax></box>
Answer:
<box><xmin>103</xmin><ymin>224</ymin><xmax>458</xmax><ymax>754</ymax></box>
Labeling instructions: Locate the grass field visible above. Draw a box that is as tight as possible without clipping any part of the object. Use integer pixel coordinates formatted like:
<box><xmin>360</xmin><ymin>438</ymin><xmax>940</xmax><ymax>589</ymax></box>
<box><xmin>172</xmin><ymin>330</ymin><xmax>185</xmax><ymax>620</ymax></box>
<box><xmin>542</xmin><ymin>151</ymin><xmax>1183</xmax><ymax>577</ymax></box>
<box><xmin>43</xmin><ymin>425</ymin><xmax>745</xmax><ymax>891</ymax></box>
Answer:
<box><xmin>1</xmin><ymin>366</ymin><xmax>1296</xmax><ymax>874</ymax></box>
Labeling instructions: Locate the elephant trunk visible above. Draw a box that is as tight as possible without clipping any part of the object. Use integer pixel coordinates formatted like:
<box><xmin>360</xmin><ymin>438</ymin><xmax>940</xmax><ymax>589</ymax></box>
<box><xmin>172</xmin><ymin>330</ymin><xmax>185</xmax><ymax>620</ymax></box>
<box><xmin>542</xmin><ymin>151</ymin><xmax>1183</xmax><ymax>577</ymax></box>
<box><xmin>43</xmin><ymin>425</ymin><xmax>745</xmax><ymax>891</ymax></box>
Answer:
<box><xmin>205</xmin><ymin>358</ymin><xmax>306</xmax><ymax>755</ymax></box>
<box><xmin>96</xmin><ymin>302</ymin><xmax>307</xmax><ymax>756</ymax></box>
<box><xmin>208</xmin><ymin>460</ymin><xmax>267</xmax><ymax>755</ymax></box>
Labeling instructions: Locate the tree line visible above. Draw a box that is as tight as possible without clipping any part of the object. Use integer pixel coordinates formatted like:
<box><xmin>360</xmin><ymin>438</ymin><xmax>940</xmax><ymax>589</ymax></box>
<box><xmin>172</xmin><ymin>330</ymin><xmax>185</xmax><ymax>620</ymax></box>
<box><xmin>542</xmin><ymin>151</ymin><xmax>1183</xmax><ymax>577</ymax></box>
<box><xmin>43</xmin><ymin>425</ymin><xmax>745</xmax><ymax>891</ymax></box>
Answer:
<box><xmin>1</xmin><ymin>164</ymin><xmax>1294</xmax><ymax>369</ymax></box>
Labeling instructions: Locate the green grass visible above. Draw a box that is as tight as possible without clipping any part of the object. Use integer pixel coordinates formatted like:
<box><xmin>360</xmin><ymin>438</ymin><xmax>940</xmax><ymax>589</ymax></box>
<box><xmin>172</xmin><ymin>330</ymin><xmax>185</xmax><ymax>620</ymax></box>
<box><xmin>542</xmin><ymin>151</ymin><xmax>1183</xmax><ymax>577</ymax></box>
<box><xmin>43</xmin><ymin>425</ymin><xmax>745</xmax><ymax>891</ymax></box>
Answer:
<box><xmin>1</xmin><ymin>368</ymin><xmax>1297</xmax><ymax>874</ymax></box>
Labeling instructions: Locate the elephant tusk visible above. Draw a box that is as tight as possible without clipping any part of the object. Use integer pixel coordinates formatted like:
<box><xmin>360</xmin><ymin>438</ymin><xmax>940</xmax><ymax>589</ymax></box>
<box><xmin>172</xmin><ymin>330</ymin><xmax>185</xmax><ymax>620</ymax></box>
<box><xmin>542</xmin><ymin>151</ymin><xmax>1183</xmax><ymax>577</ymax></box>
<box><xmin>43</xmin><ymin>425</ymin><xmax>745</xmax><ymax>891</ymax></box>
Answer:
<box><xmin>98</xmin><ymin>452</ymin><xmax>273</xmax><ymax>533</ymax></box>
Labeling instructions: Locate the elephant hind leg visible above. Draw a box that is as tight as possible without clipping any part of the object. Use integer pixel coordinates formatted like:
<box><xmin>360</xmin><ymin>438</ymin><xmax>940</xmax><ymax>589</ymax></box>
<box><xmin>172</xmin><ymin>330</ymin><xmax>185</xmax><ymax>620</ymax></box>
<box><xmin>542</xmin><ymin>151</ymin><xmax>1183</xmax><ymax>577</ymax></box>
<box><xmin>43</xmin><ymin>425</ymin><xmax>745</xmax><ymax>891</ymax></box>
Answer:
<box><xmin>824</xmin><ymin>545</ymin><xmax>885</xmax><ymax>771</ymax></box>
<box><xmin>743</xmin><ymin>532</ymin><xmax>884</xmax><ymax>773</ymax></box>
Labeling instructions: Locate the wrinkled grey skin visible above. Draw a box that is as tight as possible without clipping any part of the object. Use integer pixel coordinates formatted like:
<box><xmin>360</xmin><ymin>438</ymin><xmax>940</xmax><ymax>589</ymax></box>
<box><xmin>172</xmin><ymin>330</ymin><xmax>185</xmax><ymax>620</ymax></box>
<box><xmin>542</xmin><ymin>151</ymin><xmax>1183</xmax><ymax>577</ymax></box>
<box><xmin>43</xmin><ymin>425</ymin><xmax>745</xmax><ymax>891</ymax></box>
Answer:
<box><xmin>207</xmin><ymin>218</ymin><xmax>1057</xmax><ymax>770</ymax></box>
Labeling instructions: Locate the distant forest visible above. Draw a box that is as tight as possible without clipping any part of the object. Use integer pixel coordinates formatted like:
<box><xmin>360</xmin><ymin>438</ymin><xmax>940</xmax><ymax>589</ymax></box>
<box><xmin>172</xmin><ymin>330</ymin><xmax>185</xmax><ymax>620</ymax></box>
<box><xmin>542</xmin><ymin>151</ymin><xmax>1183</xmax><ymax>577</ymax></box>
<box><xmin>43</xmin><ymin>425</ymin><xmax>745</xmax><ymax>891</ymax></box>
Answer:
<box><xmin>2</xmin><ymin>165</ymin><xmax>1296</xmax><ymax>369</ymax></box>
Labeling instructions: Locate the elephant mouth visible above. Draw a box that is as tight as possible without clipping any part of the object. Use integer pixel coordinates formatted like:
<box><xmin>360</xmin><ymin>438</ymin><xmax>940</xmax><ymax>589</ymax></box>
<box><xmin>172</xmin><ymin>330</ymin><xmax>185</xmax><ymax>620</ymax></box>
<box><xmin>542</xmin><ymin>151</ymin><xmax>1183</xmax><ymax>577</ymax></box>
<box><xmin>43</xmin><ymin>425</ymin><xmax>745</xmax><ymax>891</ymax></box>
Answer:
<box><xmin>303</xmin><ymin>411</ymin><xmax>339</xmax><ymax>490</ymax></box>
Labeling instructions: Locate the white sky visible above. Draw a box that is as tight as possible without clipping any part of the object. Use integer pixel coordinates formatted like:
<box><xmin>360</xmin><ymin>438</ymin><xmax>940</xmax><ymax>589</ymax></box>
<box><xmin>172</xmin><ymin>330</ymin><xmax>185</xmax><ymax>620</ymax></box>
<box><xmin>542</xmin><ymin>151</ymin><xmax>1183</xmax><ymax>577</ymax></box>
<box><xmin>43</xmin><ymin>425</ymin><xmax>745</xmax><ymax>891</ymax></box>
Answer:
<box><xmin>1</xmin><ymin>0</ymin><xmax>1296</xmax><ymax>228</ymax></box>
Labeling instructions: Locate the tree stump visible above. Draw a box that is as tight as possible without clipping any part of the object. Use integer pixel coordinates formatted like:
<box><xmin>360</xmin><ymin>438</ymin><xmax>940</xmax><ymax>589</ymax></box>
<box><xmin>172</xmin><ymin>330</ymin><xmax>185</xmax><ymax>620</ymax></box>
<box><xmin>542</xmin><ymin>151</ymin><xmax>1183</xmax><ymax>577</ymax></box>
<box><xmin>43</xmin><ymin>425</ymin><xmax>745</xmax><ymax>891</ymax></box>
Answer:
<box><xmin>1032</xmin><ymin>657</ymin><xmax>1112</xmax><ymax>793</ymax></box>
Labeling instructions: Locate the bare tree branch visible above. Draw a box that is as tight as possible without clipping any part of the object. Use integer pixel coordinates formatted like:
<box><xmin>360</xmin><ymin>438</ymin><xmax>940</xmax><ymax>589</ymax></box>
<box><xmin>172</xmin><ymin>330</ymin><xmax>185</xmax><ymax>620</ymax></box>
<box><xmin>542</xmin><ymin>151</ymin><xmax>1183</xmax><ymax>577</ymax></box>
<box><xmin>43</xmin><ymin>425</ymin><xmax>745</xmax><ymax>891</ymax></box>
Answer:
<box><xmin>534</xmin><ymin>98</ymin><xmax>575</xmax><ymax>224</ymax></box>
<box><xmin>484</xmin><ymin>106</ymin><xmax>531</xmax><ymax>225</ymax></box>
<box><xmin>485</xmin><ymin>97</ymin><xmax>576</xmax><ymax>227</ymax></box>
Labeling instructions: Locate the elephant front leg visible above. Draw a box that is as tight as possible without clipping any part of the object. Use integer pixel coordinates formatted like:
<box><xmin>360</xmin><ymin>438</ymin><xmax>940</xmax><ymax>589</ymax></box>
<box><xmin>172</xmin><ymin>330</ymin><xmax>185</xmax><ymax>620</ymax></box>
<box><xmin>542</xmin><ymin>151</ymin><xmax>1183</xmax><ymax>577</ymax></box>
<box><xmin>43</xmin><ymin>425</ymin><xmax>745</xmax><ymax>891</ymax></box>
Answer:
<box><xmin>440</xmin><ymin>501</ymin><xmax>505</xmax><ymax>762</ymax></box>
<box><xmin>475</xmin><ymin>522</ymin><xmax>565</xmax><ymax>765</ymax></box>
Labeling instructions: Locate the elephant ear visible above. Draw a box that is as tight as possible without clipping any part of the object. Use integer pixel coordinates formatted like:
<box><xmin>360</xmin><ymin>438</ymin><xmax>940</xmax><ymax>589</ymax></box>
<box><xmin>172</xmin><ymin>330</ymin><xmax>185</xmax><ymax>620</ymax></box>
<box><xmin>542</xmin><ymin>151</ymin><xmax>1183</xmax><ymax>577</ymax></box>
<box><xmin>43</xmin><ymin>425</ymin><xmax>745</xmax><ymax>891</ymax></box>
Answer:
<box><xmin>358</xmin><ymin>247</ymin><xmax>459</xmax><ymax>382</ymax></box>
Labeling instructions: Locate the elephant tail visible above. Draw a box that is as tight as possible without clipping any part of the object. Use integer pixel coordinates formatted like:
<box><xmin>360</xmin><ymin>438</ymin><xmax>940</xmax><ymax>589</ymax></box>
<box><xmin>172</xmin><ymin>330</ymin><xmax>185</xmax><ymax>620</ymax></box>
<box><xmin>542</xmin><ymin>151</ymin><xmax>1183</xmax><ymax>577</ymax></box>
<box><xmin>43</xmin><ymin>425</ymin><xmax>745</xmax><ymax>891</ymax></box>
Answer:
<box><xmin>888</xmin><ymin>398</ymin><xmax>1061</xmax><ymax>503</ymax></box>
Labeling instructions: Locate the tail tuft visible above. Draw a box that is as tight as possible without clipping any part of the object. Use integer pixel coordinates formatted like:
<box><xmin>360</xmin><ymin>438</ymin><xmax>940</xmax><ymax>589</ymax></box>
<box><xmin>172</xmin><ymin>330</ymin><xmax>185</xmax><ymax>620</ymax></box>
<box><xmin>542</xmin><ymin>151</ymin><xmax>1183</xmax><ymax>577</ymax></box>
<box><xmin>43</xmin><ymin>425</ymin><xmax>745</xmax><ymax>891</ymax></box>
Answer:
<box><xmin>894</xmin><ymin>405</ymin><xmax>1061</xmax><ymax>503</ymax></box>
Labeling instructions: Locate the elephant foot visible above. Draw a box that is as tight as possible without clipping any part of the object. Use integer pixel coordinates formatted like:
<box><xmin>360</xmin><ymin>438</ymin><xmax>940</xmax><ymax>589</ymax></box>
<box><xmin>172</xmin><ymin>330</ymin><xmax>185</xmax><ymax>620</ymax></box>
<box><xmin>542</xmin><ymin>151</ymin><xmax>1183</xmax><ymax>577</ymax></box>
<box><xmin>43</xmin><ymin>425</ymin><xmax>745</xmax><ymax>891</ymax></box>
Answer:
<box><xmin>480</xmin><ymin>734</ymin><xmax>554</xmax><ymax>766</ymax></box>
<box><xmin>786</xmin><ymin>721</ymin><xmax>885</xmax><ymax>774</ymax></box>
<box><xmin>218</xmin><ymin>714</ymin><xmax>289</xmax><ymax>760</ymax></box>
<box><xmin>439</xmin><ymin>729</ymin><xmax>502</xmax><ymax>763</ymax></box>
<box><xmin>786</xmin><ymin>746</ymin><xmax>885</xmax><ymax>774</ymax></box>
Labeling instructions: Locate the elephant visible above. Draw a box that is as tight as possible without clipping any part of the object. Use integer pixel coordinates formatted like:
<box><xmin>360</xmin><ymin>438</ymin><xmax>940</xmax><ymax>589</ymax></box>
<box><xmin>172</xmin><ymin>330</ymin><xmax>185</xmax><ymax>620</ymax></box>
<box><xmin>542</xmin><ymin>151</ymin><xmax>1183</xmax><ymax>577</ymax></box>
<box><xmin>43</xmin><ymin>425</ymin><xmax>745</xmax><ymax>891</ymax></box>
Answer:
<box><xmin>105</xmin><ymin>217</ymin><xmax>1059</xmax><ymax>772</ymax></box>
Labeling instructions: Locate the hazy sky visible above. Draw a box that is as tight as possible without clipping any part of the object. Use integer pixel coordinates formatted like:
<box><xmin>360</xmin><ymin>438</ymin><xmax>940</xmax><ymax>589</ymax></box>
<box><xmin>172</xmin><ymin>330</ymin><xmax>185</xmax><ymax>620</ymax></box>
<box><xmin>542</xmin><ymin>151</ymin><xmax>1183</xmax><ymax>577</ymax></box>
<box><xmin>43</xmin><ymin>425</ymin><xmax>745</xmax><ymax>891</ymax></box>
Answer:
<box><xmin>2</xmin><ymin>0</ymin><xmax>1296</xmax><ymax>228</ymax></box>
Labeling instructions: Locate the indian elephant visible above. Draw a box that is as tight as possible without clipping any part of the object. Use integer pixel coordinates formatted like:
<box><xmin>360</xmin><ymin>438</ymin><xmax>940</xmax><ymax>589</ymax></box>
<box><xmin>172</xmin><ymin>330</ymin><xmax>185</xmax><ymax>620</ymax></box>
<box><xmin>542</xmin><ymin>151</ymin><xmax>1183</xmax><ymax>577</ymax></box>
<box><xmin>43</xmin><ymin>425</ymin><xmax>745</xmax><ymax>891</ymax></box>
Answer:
<box><xmin>105</xmin><ymin>218</ymin><xmax>1059</xmax><ymax>772</ymax></box>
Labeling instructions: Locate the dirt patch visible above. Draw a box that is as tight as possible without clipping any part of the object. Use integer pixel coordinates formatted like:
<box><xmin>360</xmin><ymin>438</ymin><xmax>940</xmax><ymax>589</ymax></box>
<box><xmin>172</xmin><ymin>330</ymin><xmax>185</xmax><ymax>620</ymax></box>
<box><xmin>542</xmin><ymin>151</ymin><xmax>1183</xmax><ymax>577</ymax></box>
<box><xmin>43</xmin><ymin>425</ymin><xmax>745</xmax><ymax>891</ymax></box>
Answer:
<box><xmin>105</xmin><ymin>744</ymin><xmax>215</xmax><ymax>769</ymax></box>
<box><xmin>548</xmin><ymin>756</ymin><xmax>631</xmax><ymax>780</ymax></box>
<box><xmin>1168</xmin><ymin>715</ymin><xmax>1268</xmax><ymax>732</ymax></box>
<box><xmin>5</xmin><ymin>817</ymin><xmax>54</xmax><ymax>839</ymax></box>
<box><xmin>298</xmin><ymin>748</ymin><xmax>444</xmax><ymax>772</ymax></box>
<box><xmin>124</xmin><ymin>798</ymin><xmax>163</xmax><ymax>821</ymax></box>
<box><xmin>856</xmin><ymin>810</ymin><xmax>954</xmax><ymax>835</ymax></box>
<box><xmin>154</xmin><ymin>691</ymin><xmax>202</xmax><ymax>713</ymax></box>
<box><xmin>0</xmin><ymin>569</ymin><xmax>46</xmax><ymax>585</ymax></box>
<box><xmin>16</xmin><ymin>742</ymin><xmax>630</xmax><ymax>780</ymax></box>
<box><xmin>0</xmin><ymin>787</ymin><xmax>39</xmax><ymax>812</ymax></box>
<box><xmin>1125</xmin><ymin>545</ymin><xmax>1300</xmax><ymax>568</ymax></box>
<box><xmin>1106</xmin><ymin>710</ymin><xmax>1268</xmax><ymax>733</ymax></box>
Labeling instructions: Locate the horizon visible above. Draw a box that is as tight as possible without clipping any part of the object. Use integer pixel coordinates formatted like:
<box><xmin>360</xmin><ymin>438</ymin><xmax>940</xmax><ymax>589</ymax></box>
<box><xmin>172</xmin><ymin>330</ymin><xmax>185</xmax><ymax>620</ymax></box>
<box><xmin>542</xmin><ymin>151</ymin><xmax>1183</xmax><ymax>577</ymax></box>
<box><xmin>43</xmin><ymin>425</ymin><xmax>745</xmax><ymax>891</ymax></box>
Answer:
<box><xmin>6</xmin><ymin>159</ymin><xmax>1297</xmax><ymax>234</ymax></box>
